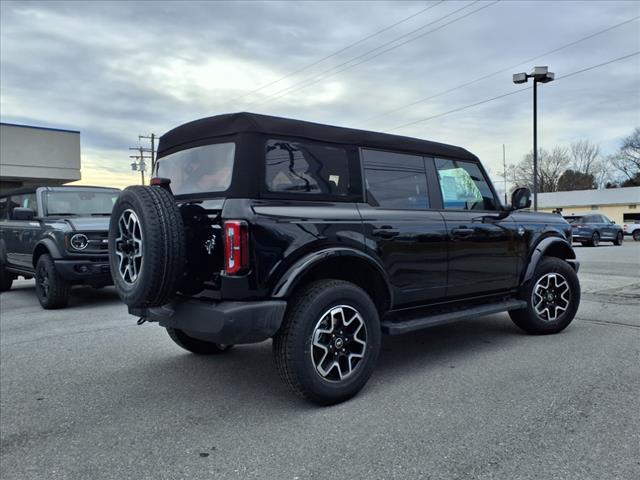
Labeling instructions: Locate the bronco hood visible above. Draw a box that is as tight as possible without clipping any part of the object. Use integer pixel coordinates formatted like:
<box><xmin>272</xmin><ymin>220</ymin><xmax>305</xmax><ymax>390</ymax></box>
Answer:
<box><xmin>64</xmin><ymin>216</ymin><xmax>111</xmax><ymax>232</ymax></box>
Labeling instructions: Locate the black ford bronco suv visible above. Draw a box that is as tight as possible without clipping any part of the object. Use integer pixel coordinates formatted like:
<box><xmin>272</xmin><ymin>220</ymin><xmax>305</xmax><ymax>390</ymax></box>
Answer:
<box><xmin>0</xmin><ymin>186</ymin><xmax>119</xmax><ymax>308</ymax></box>
<box><xmin>109</xmin><ymin>112</ymin><xmax>580</xmax><ymax>405</ymax></box>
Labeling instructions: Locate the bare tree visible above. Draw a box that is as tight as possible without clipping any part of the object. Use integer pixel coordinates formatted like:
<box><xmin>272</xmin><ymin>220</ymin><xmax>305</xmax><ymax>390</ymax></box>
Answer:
<box><xmin>610</xmin><ymin>127</ymin><xmax>640</xmax><ymax>186</ymax></box>
<box><xmin>569</xmin><ymin>140</ymin><xmax>600</xmax><ymax>174</ymax></box>
<box><xmin>512</xmin><ymin>147</ymin><xmax>570</xmax><ymax>193</ymax></box>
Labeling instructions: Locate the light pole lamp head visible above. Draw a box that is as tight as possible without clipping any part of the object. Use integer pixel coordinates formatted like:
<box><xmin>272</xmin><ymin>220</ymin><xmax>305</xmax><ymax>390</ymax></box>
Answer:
<box><xmin>513</xmin><ymin>72</ymin><xmax>528</xmax><ymax>84</ymax></box>
<box><xmin>531</xmin><ymin>66</ymin><xmax>555</xmax><ymax>83</ymax></box>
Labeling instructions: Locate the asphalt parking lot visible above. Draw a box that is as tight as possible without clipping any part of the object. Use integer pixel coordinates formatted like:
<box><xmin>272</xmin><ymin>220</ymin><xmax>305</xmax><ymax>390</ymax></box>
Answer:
<box><xmin>1</xmin><ymin>242</ymin><xmax>639</xmax><ymax>480</ymax></box>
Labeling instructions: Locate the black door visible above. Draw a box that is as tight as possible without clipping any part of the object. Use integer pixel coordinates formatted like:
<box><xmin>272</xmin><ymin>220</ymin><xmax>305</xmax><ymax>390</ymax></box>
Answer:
<box><xmin>359</xmin><ymin>149</ymin><xmax>448</xmax><ymax>308</ymax></box>
<box><xmin>7</xmin><ymin>192</ymin><xmax>42</xmax><ymax>269</ymax></box>
<box><xmin>431</xmin><ymin>157</ymin><xmax>519</xmax><ymax>298</ymax></box>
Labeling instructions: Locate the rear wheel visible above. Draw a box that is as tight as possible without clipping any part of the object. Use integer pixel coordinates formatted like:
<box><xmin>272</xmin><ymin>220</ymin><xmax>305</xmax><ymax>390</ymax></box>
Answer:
<box><xmin>35</xmin><ymin>254</ymin><xmax>70</xmax><ymax>309</ymax></box>
<box><xmin>166</xmin><ymin>328</ymin><xmax>233</xmax><ymax>355</ymax></box>
<box><xmin>613</xmin><ymin>231</ymin><xmax>623</xmax><ymax>246</ymax></box>
<box><xmin>588</xmin><ymin>231</ymin><xmax>600</xmax><ymax>247</ymax></box>
<box><xmin>633</xmin><ymin>230</ymin><xmax>640</xmax><ymax>241</ymax></box>
<box><xmin>273</xmin><ymin>279</ymin><xmax>381</xmax><ymax>405</ymax></box>
<box><xmin>0</xmin><ymin>262</ymin><xmax>14</xmax><ymax>292</ymax></box>
<box><xmin>509</xmin><ymin>257</ymin><xmax>580</xmax><ymax>335</ymax></box>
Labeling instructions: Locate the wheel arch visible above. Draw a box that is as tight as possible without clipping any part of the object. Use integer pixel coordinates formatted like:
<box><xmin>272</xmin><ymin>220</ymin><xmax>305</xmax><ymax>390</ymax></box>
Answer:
<box><xmin>271</xmin><ymin>248</ymin><xmax>393</xmax><ymax>314</ymax></box>
<box><xmin>32</xmin><ymin>239</ymin><xmax>62</xmax><ymax>267</ymax></box>
<box><xmin>522</xmin><ymin>236</ymin><xmax>577</xmax><ymax>285</ymax></box>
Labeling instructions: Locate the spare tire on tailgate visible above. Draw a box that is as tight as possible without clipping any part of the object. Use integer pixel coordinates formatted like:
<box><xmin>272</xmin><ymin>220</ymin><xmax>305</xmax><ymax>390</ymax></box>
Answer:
<box><xmin>109</xmin><ymin>185</ymin><xmax>185</xmax><ymax>308</ymax></box>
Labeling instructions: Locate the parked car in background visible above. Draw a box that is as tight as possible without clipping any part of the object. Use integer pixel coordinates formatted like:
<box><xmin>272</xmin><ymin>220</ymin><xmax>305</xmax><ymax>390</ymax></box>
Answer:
<box><xmin>0</xmin><ymin>186</ymin><xmax>120</xmax><ymax>308</ymax></box>
<box><xmin>623</xmin><ymin>222</ymin><xmax>640</xmax><ymax>241</ymax></box>
<box><xmin>108</xmin><ymin>112</ymin><xmax>581</xmax><ymax>405</ymax></box>
<box><xmin>564</xmin><ymin>213</ymin><xmax>624</xmax><ymax>246</ymax></box>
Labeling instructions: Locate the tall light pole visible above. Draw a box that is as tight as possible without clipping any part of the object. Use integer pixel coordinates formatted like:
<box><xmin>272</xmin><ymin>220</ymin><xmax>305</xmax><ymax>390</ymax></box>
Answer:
<box><xmin>513</xmin><ymin>66</ymin><xmax>554</xmax><ymax>211</ymax></box>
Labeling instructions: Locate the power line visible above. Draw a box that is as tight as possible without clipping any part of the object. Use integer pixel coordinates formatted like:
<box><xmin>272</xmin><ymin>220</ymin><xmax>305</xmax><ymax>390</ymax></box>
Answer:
<box><xmin>365</xmin><ymin>15</ymin><xmax>640</xmax><ymax>123</ymax></box>
<box><xmin>387</xmin><ymin>51</ymin><xmax>640</xmax><ymax>132</ymax></box>
<box><xmin>227</xmin><ymin>1</ymin><xmax>444</xmax><ymax>105</ymax></box>
<box><xmin>244</xmin><ymin>0</ymin><xmax>498</xmax><ymax>108</ymax></box>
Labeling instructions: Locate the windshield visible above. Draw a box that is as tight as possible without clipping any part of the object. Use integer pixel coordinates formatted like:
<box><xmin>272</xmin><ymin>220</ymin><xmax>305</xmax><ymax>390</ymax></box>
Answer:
<box><xmin>156</xmin><ymin>143</ymin><xmax>235</xmax><ymax>196</ymax></box>
<box><xmin>45</xmin><ymin>190</ymin><xmax>119</xmax><ymax>216</ymax></box>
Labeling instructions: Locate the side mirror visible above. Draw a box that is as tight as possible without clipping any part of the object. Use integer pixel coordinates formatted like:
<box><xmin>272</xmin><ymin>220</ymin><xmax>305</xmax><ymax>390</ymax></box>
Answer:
<box><xmin>12</xmin><ymin>207</ymin><xmax>35</xmax><ymax>220</ymax></box>
<box><xmin>511</xmin><ymin>187</ymin><xmax>531</xmax><ymax>210</ymax></box>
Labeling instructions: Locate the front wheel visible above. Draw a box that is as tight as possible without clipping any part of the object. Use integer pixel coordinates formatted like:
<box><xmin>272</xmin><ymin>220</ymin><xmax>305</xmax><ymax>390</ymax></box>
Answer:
<box><xmin>633</xmin><ymin>230</ymin><xmax>640</xmax><ymax>241</ymax></box>
<box><xmin>0</xmin><ymin>262</ymin><xmax>14</xmax><ymax>292</ymax></box>
<box><xmin>273</xmin><ymin>279</ymin><xmax>381</xmax><ymax>405</ymax></box>
<box><xmin>613</xmin><ymin>232</ymin><xmax>623</xmax><ymax>246</ymax></box>
<box><xmin>35</xmin><ymin>254</ymin><xmax>70</xmax><ymax>309</ymax></box>
<box><xmin>509</xmin><ymin>257</ymin><xmax>580</xmax><ymax>335</ymax></box>
<box><xmin>166</xmin><ymin>328</ymin><xmax>233</xmax><ymax>355</ymax></box>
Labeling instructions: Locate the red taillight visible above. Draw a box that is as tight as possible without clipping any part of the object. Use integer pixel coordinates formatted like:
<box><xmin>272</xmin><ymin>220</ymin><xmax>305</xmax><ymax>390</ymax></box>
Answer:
<box><xmin>224</xmin><ymin>220</ymin><xmax>249</xmax><ymax>275</ymax></box>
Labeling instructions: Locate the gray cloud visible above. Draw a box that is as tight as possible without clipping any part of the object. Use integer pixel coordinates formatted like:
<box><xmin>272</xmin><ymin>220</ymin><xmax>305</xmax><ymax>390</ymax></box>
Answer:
<box><xmin>1</xmin><ymin>0</ymin><xmax>639</xmax><ymax>187</ymax></box>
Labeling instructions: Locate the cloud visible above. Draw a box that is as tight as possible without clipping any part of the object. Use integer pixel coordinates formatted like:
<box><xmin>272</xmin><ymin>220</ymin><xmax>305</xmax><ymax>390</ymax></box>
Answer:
<box><xmin>1</xmin><ymin>0</ymin><xmax>639</xmax><ymax>190</ymax></box>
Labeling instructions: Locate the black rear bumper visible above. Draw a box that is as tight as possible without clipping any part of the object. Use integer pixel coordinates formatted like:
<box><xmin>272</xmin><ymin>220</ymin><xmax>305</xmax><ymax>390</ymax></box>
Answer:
<box><xmin>130</xmin><ymin>298</ymin><xmax>287</xmax><ymax>345</ymax></box>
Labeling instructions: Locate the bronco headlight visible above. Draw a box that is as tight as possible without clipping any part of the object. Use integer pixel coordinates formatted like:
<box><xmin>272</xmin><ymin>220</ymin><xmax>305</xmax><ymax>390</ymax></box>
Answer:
<box><xmin>70</xmin><ymin>233</ymin><xmax>89</xmax><ymax>250</ymax></box>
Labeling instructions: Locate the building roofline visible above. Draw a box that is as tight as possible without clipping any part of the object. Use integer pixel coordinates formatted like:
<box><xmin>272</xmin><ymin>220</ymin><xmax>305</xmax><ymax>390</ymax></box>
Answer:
<box><xmin>0</xmin><ymin>122</ymin><xmax>80</xmax><ymax>135</ymax></box>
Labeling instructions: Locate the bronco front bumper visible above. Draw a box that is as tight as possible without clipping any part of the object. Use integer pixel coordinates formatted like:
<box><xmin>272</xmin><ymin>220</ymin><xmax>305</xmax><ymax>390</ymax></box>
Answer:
<box><xmin>130</xmin><ymin>298</ymin><xmax>287</xmax><ymax>345</ymax></box>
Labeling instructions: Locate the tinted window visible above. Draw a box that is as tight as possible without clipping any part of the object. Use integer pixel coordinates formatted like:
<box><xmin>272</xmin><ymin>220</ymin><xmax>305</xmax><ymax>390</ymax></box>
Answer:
<box><xmin>265</xmin><ymin>139</ymin><xmax>350</xmax><ymax>196</ymax></box>
<box><xmin>156</xmin><ymin>143</ymin><xmax>235</xmax><ymax>196</ymax></box>
<box><xmin>44</xmin><ymin>190</ymin><xmax>119</xmax><ymax>216</ymax></box>
<box><xmin>8</xmin><ymin>193</ymin><xmax>36</xmax><ymax>219</ymax></box>
<box><xmin>435</xmin><ymin>158</ymin><xmax>497</xmax><ymax>211</ymax></box>
<box><xmin>0</xmin><ymin>197</ymin><xmax>8</xmax><ymax>220</ymax></box>
<box><xmin>363</xmin><ymin>149</ymin><xmax>429</xmax><ymax>210</ymax></box>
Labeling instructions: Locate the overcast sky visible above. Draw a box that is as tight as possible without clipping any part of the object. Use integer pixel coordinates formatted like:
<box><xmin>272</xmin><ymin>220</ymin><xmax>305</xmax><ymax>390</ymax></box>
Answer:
<box><xmin>1</xmin><ymin>0</ymin><xmax>639</xmax><ymax>191</ymax></box>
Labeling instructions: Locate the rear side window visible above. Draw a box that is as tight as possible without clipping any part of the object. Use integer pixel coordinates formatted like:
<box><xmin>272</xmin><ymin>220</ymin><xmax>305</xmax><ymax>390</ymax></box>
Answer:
<box><xmin>362</xmin><ymin>149</ymin><xmax>429</xmax><ymax>210</ymax></box>
<box><xmin>156</xmin><ymin>143</ymin><xmax>235</xmax><ymax>196</ymax></box>
<box><xmin>0</xmin><ymin>197</ymin><xmax>8</xmax><ymax>220</ymax></box>
<box><xmin>265</xmin><ymin>139</ymin><xmax>350</xmax><ymax>196</ymax></box>
<box><xmin>435</xmin><ymin>158</ymin><xmax>497</xmax><ymax>211</ymax></box>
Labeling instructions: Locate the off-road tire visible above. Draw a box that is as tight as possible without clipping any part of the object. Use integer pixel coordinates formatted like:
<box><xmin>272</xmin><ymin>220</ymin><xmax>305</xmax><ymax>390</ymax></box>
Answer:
<box><xmin>613</xmin><ymin>231</ymin><xmax>623</xmax><ymax>246</ymax></box>
<box><xmin>0</xmin><ymin>262</ymin><xmax>14</xmax><ymax>292</ymax></box>
<box><xmin>633</xmin><ymin>230</ymin><xmax>640</xmax><ymax>241</ymax></box>
<box><xmin>109</xmin><ymin>186</ymin><xmax>185</xmax><ymax>308</ymax></box>
<box><xmin>35</xmin><ymin>254</ymin><xmax>70</xmax><ymax>309</ymax></box>
<box><xmin>273</xmin><ymin>279</ymin><xmax>381</xmax><ymax>406</ymax></box>
<box><xmin>166</xmin><ymin>328</ymin><xmax>233</xmax><ymax>355</ymax></box>
<box><xmin>588</xmin><ymin>231</ymin><xmax>600</xmax><ymax>247</ymax></box>
<box><xmin>509</xmin><ymin>257</ymin><xmax>580</xmax><ymax>335</ymax></box>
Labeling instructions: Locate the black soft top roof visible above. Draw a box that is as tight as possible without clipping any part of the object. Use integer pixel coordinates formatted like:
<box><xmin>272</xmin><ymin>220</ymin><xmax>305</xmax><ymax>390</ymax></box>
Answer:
<box><xmin>158</xmin><ymin>112</ymin><xmax>478</xmax><ymax>161</ymax></box>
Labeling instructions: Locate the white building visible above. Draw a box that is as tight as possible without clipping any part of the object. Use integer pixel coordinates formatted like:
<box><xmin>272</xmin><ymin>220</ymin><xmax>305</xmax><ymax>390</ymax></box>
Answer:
<box><xmin>538</xmin><ymin>187</ymin><xmax>640</xmax><ymax>225</ymax></box>
<box><xmin>0</xmin><ymin>122</ymin><xmax>81</xmax><ymax>193</ymax></box>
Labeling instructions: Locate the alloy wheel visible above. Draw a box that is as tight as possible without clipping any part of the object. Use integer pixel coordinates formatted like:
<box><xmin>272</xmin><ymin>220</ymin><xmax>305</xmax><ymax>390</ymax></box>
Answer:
<box><xmin>37</xmin><ymin>267</ymin><xmax>49</xmax><ymax>298</ymax></box>
<box><xmin>311</xmin><ymin>305</ymin><xmax>367</xmax><ymax>382</ymax></box>
<box><xmin>532</xmin><ymin>272</ymin><xmax>571</xmax><ymax>322</ymax></box>
<box><xmin>115</xmin><ymin>209</ymin><xmax>143</xmax><ymax>284</ymax></box>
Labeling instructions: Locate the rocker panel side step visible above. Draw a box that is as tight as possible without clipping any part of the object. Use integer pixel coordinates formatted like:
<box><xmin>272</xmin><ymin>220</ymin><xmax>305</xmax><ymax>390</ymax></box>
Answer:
<box><xmin>381</xmin><ymin>299</ymin><xmax>527</xmax><ymax>335</ymax></box>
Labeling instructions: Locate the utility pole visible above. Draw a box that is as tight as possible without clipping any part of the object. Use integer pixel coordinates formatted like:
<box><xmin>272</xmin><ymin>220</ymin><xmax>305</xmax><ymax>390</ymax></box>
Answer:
<box><xmin>129</xmin><ymin>133</ymin><xmax>156</xmax><ymax>185</ymax></box>
<box><xmin>138</xmin><ymin>134</ymin><xmax>157</xmax><ymax>173</ymax></box>
<box><xmin>129</xmin><ymin>146</ymin><xmax>151</xmax><ymax>185</ymax></box>
<box><xmin>503</xmin><ymin>144</ymin><xmax>507</xmax><ymax>205</ymax></box>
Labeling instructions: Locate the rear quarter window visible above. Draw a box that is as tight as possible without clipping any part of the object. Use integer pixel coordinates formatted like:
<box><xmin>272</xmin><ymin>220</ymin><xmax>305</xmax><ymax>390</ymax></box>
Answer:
<box><xmin>265</xmin><ymin>139</ymin><xmax>351</xmax><ymax>196</ymax></box>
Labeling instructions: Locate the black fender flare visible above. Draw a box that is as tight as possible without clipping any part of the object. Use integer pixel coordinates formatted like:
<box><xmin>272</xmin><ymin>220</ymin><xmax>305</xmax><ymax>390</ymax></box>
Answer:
<box><xmin>270</xmin><ymin>247</ymin><xmax>394</xmax><ymax>305</ymax></box>
<box><xmin>521</xmin><ymin>236</ymin><xmax>578</xmax><ymax>285</ymax></box>
<box><xmin>32</xmin><ymin>238</ymin><xmax>63</xmax><ymax>267</ymax></box>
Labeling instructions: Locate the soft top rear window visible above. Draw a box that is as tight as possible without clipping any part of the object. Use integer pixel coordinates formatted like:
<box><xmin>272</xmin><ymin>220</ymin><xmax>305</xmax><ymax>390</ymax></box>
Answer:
<box><xmin>156</xmin><ymin>143</ymin><xmax>235</xmax><ymax>196</ymax></box>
